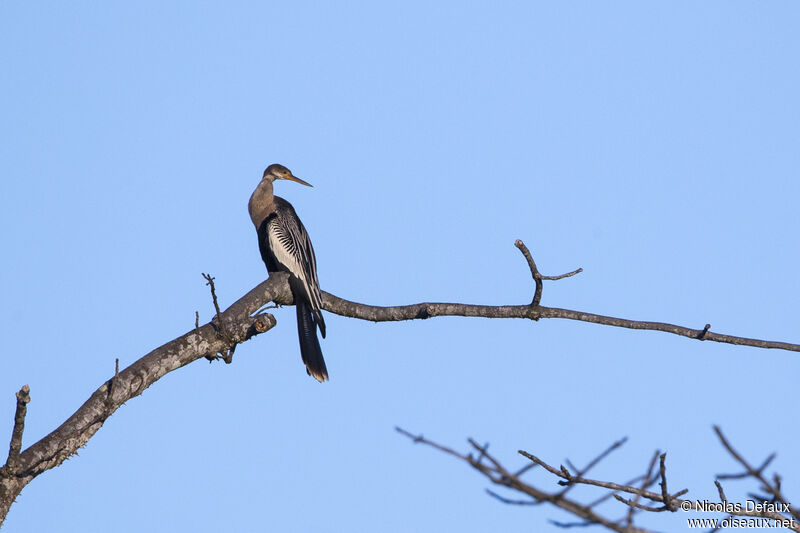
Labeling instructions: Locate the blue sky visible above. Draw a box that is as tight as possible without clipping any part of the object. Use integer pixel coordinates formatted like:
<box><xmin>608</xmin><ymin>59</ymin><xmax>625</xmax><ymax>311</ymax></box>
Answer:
<box><xmin>1</xmin><ymin>2</ymin><xmax>798</xmax><ymax>531</ymax></box>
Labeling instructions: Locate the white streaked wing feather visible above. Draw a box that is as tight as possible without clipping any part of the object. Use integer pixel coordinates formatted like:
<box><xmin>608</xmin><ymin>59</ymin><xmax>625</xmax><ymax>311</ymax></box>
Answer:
<box><xmin>267</xmin><ymin>213</ymin><xmax>324</xmax><ymax>313</ymax></box>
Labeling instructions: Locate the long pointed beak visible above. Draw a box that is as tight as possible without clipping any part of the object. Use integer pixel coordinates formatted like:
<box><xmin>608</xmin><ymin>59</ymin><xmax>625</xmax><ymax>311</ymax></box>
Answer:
<box><xmin>283</xmin><ymin>173</ymin><xmax>313</xmax><ymax>187</ymax></box>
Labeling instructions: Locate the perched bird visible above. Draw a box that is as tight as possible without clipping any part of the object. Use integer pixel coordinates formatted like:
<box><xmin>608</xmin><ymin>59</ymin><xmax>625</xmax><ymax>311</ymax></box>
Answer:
<box><xmin>249</xmin><ymin>164</ymin><xmax>328</xmax><ymax>382</ymax></box>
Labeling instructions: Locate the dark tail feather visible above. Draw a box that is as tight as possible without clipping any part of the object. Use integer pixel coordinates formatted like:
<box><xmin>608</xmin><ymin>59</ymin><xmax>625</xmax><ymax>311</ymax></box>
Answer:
<box><xmin>295</xmin><ymin>295</ymin><xmax>328</xmax><ymax>382</ymax></box>
<box><xmin>315</xmin><ymin>307</ymin><xmax>327</xmax><ymax>339</ymax></box>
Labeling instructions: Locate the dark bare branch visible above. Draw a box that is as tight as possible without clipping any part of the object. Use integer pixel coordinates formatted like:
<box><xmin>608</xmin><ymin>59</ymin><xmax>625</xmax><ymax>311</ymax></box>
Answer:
<box><xmin>613</xmin><ymin>493</ymin><xmax>669</xmax><ymax>513</ymax></box>
<box><xmin>0</xmin><ymin>273</ymin><xmax>285</xmax><ymax>526</ymax></box>
<box><xmin>202</xmin><ymin>273</ymin><xmax>222</xmax><ymax>317</ymax></box>
<box><xmin>557</xmin><ymin>437</ymin><xmax>628</xmax><ymax>489</ymax></box>
<box><xmin>514</xmin><ymin>239</ymin><xmax>542</xmax><ymax>307</ymax></box>
<box><xmin>3</xmin><ymin>386</ymin><xmax>30</xmax><ymax>475</ymax></box>
<box><xmin>715</xmin><ymin>480</ymin><xmax>728</xmax><ymax>502</ymax></box>
<box><xmin>617</xmin><ymin>451</ymin><xmax>663</xmax><ymax>524</ymax></box>
<box><xmin>202</xmin><ymin>273</ymin><xmax>236</xmax><ymax>364</ymax></box>
<box><xmin>322</xmin><ymin>288</ymin><xmax>800</xmax><ymax>350</ymax></box>
<box><xmin>322</xmin><ymin>266</ymin><xmax>799</xmax><ymax>354</ymax></box>
<box><xmin>403</xmin><ymin>428</ymin><xmax>798</xmax><ymax>532</ymax></box>
<box><xmin>514</xmin><ymin>239</ymin><xmax>582</xmax><ymax>308</ymax></box>
<box><xmin>486</xmin><ymin>489</ymin><xmax>536</xmax><ymax>505</ymax></box>
<box><xmin>540</xmin><ymin>269</ymin><xmax>583</xmax><ymax>281</ymax></box>
<box><xmin>714</xmin><ymin>426</ymin><xmax>799</xmax><ymax>521</ymax></box>
<box><xmin>315</xmin><ymin>240</ymin><xmax>800</xmax><ymax>352</ymax></box>
<box><xmin>0</xmin><ymin>386</ymin><xmax>32</xmax><ymax>522</ymax></box>
<box><xmin>658</xmin><ymin>453</ymin><xmax>676</xmax><ymax>511</ymax></box>
<box><xmin>585</xmin><ymin>474</ymin><xmax>648</xmax><ymax>508</ymax></box>
<box><xmin>401</xmin><ymin>428</ymin><xmax>654</xmax><ymax>533</ymax></box>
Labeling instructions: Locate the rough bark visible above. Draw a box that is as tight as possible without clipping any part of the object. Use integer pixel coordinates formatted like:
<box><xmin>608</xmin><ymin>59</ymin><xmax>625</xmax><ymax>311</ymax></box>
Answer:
<box><xmin>0</xmin><ymin>273</ymin><xmax>286</xmax><ymax>524</ymax></box>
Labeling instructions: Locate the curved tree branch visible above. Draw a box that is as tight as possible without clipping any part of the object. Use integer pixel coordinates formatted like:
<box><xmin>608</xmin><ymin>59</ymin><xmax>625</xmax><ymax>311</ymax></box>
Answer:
<box><xmin>322</xmin><ymin>240</ymin><xmax>800</xmax><ymax>353</ymax></box>
<box><xmin>0</xmin><ymin>273</ymin><xmax>286</xmax><ymax>524</ymax></box>
<box><xmin>326</xmin><ymin>294</ymin><xmax>800</xmax><ymax>352</ymax></box>
<box><xmin>2</xmin><ymin>240</ymin><xmax>798</xmax><ymax>526</ymax></box>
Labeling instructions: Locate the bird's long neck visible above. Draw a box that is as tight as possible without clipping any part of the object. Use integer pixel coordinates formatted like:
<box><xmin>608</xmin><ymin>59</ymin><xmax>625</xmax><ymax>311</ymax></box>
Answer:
<box><xmin>248</xmin><ymin>178</ymin><xmax>275</xmax><ymax>227</ymax></box>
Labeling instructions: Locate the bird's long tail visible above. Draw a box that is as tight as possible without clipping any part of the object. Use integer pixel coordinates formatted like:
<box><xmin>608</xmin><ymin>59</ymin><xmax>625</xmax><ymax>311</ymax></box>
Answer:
<box><xmin>292</xmin><ymin>283</ymin><xmax>328</xmax><ymax>382</ymax></box>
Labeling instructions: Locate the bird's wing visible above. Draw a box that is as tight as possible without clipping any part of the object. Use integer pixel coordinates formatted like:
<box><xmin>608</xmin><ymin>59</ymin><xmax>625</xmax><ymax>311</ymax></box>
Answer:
<box><xmin>266</xmin><ymin>210</ymin><xmax>326</xmax><ymax>334</ymax></box>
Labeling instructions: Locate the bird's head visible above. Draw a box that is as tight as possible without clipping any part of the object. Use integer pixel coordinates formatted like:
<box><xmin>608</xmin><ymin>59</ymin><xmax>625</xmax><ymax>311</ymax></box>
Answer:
<box><xmin>262</xmin><ymin>164</ymin><xmax>313</xmax><ymax>187</ymax></box>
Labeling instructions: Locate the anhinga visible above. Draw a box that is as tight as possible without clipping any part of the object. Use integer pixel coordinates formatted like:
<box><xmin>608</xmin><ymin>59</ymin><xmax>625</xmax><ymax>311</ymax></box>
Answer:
<box><xmin>249</xmin><ymin>164</ymin><xmax>328</xmax><ymax>382</ymax></box>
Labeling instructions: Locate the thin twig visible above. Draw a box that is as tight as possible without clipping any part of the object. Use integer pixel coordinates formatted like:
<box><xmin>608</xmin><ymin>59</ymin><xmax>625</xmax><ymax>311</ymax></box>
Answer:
<box><xmin>514</xmin><ymin>239</ymin><xmax>542</xmax><ymax>307</ymax></box>
<box><xmin>202</xmin><ymin>273</ymin><xmax>222</xmax><ymax>317</ymax></box>
<box><xmin>554</xmin><ymin>437</ymin><xmax>628</xmax><ymax>508</ymax></box>
<box><xmin>202</xmin><ymin>273</ymin><xmax>235</xmax><ymax>364</ymax></box>
<box><xmin>519</xmin><ymin>450</ymin><xmax>571</xmax><ymax>479</ymax></box>
<box><xmin>714</xmin><ymin>426</ymin><xmax>798</xmax><ymax>520</ymax></box>
<box><xmin>623</xmin><ymin>451</ymin><xmax>661</xmax><ymax>525</ymax></box>
<box><xmin>715</xmin><ymin>480</ymin><xmax>727</xmax><ymax>502</ymax></box>
<box><xmin>395</xmin><ymin>427</ymin><xmax>470</xmax><ymax>462</ymax></box>
<box><xmin>512</xmin><ymin>462</ymin><xmax>538</xmax><ymax>478</ymax></box>
<box><xmin>585</xmin><ymin>474</ymin><xmax>647</xmax><ymax>508</ymax></box>
<box><xmin>613</xmin><ymin>493</ymin><xmax>670</xmax><ymax>513</ymax></box>
<box><xmin>468</xmin><ymin>439</ymin><xmax>509</xmax><ymax>477</ymax></box>
<box><xmin>548</xmin><ymin>519</ymin><xmax>597</xmax><ymax>529</ymax></box>
<box><xmin>486</xmin><ymin>489</ymin><xmax>536</xmax><ymax>505</ymax></box>
<box><xmin>105</xmin><ymin>359</ymin><xmax>120</xmax><ymax>410</ymax></box>
<box><xmin>658</xmin><ymin>453</ymin><xmax>676</xmax><ymax>511</ymax></box>
<box><xmin>514</xmin><ymin>239</ymin><xmax>582</xmax><ymax>308</ymax></box>
<box><xmin>559</xmin><ymin>437</ymin><xmax>628</xmax><ymax>488</ymax></box>
<box><xmin>4</xmin><ymin>385</ymin><xmax>31</xmax><ymax>474</ymax></box>
<box><xmin>540</xmin><ymin>268</ymin><xmax>583</xmax><ymax>281</ymax></box>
